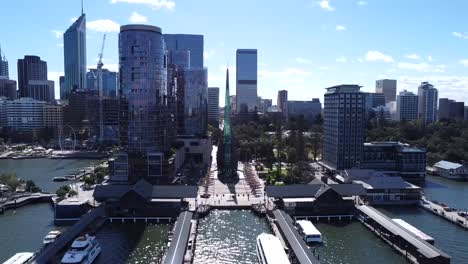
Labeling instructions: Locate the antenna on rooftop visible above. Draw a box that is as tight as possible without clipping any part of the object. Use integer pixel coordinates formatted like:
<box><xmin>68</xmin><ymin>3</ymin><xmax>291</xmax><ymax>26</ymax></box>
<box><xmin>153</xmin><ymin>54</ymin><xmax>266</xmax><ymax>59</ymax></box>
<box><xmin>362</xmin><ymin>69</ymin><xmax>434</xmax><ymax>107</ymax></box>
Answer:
<box><xmin>81</xmin><ymin>0</ymin><xmax>84</xmax><ymax>15</ymax></box>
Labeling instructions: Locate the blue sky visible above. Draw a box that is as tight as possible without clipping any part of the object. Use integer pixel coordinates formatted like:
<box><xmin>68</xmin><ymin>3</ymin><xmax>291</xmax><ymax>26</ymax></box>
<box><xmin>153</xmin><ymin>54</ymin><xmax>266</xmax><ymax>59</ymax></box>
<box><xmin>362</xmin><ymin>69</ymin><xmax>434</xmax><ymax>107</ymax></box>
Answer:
<box><xmin>1</xmin><ymin>0</ymin><xmax>468</xmax><ymax>104</ymax></box>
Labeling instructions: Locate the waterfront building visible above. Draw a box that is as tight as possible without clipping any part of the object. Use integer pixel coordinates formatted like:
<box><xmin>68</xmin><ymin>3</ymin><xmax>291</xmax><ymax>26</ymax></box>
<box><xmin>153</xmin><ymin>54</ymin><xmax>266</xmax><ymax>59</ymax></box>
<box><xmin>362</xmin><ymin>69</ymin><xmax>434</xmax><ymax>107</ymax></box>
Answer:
<box><xmin>360</xmin><ymin>141</ymin><xmax>426</xmax><ymax>183</ymax></box>
<box><xmin>63</xmin><ymin>13</ymin><xmax>86</xmax><ymax>100</ymax></box>
<box><xmin>396</xmin><ymin>90</ymin><xmax>418</xmax><ymax>121</ymax></box>
<box><xmin>322</xmin><ymin>85</ymin><xmax>366</xmax><ymax>170</ymax></box>
<box><xmin>109</xmin><ymin>153</ymin><xmax>129</xmax><ymax>183</ymax></box>
<box><xmin>0</xmin><ymin>45</ymin><xmax>8</xmax><ymax>79</ymax></box>
<box><xmin>236</xmin><ymin>49</ymin><xmax>258</xmax><ymax>112</ymax></box>
<box><xmin>86</xmin><ymin>69</ymin><xmax>118</xmax><ymax>97</ymax></box>
<box><xmin>438</xmin><ymin>98</ymin><xmax>464</xmax><ymax>121</ymax></box>
<box><xmin>163</xmin><ymin>34</ymin><xmax>204</xmax><ymax>68</ymax></box>
<box><xmin>183</xmin><ymin>68</ymin><xmax>208</xmax><ymax>136</ymax></box>
<box><xmin>0</xmin><ymin>97</ymin><xmax>7</xmax><ymax>127</ymax></box>
<box><xmin>277</xmin><ymin>90</ymin><xmax>288</xmax><ymax>116</ymax></box>
<box><xmin>6</xmin><ymin>97</ymin><xmax>45</xmax><ymax>131</ymax></box>
<box><xmin>17</xmin><ymin>55</ymin><xmax>48</xmax><ymax>99</ymax></box>
<box><xmin>0</xmin><ymin>79</ymin><xmax>17</xmax><ymax>99</ymax></box>
<box><xmin>174</xmin><ymin>136</ymin><xmax>212</xmax><ymax>171</ymax></box>
<box><xmin>208</xmin><ymin>87</ymin><xmax>219</xmax><ymax>127</ymax></box>
<box><xmin>287</xmin><ymin>99</ymin><xmax>322</xmax><ymax>124</ymax></box>
<box><xmin>43</xmin><ymin>103</ymin><xmax>64</xmax><ymax>136</ymax></box>
<box><xmin>417</xmin><ymin>82</ymin><xmax>438</xmax><ymax>125</ymax></box>
<box><xmin>26</xmin><ymin>80</ymin><xmax>55</xmax><ymax>102</ymax></box>
<box><xmin>433</xmin><ymin>160</ymin><xmax>468</xmax><ymax>180</ymax></box>
<box><xmin>375</xmin><ymin>79</ymin><xmax>397</xmax><ymax>103</ymax></box>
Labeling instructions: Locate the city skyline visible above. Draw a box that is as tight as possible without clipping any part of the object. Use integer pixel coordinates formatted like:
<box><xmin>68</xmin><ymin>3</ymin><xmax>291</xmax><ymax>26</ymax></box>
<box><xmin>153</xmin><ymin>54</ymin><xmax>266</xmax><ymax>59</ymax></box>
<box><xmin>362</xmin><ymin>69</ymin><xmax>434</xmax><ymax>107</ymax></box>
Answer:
<box><xmin>2</xmin><ymin>0</ymin><xmax>468</xmax><ymax>104</ymax></box>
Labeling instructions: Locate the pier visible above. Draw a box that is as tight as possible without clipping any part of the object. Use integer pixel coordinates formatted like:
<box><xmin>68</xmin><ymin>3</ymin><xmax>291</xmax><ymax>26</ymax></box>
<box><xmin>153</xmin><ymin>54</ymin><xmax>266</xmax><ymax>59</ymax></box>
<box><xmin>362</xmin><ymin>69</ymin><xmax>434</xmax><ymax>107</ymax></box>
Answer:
<box><xmin>162</xmin><ymin>211</ymin><xmax>194</xmax><ymax>264</ymax></box>
<box><xmin>357</xmin><ymin>205</ymin><xmax>450</xmax><ymax>264</ymax></box>
<box><xmin>0</xmin><ymin>193</ymin><xmax>54</xmax><ymax>214</ymax></box>
<box><xmin>420</xmin><ymin>197</ymin><xmax>468</xmax><ymax>229</ymax></box>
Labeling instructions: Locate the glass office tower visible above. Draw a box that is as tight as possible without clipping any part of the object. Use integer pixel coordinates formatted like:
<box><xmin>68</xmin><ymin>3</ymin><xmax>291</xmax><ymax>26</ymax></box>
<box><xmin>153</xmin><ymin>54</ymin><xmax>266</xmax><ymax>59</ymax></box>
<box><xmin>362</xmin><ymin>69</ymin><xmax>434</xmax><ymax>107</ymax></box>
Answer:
<box><xmin>236</xmin><ymin>49</ymin><xmax>258</xmax><ymax>112</ymax></box>
<box><xmin>63</xmin><ymin>14</ymin><xmax>86</xmax><ymax>100</ymax></box>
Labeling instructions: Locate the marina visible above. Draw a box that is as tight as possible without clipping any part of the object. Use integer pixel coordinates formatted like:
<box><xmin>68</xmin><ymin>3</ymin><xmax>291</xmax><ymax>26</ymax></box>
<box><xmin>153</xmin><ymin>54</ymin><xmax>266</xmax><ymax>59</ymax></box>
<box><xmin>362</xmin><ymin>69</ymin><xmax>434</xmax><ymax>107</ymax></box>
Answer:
<box><xmin>420</xmin><ymin>197</ymin><xmax>468</xmax><ymax>229</ymax></box>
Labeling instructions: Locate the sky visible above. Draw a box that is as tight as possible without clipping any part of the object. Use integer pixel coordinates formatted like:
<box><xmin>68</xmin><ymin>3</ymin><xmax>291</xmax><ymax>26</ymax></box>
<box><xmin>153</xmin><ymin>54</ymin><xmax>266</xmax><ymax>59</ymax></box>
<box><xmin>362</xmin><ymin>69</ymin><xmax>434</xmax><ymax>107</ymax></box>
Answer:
<box><xmin>1</xmin><ymin>0</ymin><xmax>468</xmax><ymax>105</ymax></box>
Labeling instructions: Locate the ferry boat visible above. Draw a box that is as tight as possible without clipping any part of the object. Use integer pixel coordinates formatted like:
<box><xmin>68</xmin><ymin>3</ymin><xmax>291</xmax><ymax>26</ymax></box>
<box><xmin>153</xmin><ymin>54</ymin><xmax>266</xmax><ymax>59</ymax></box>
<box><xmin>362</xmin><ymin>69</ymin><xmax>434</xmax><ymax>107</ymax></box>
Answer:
<box><xmin>60</xmin><ymin>235</ymin><xmax>101</xmax><ymax>264</ymax></box>
<box><xmin>43</xmin><ymin>230</ymin><xmax>62</xmax><ymax>245</ymax></box>
<box><xmin>256</xmin><ymin>233</ymin><xmax>290</xmax><ymax>264</ymax></box>
<box><xmin>3</xmin><ymin>252</ymin><xmax>34</xmax><ymax>264</ymax></box>
<box><xmin>296</xmin><ymin>220</ymin><xmax>322</xmax><ymax>243</ymax></box>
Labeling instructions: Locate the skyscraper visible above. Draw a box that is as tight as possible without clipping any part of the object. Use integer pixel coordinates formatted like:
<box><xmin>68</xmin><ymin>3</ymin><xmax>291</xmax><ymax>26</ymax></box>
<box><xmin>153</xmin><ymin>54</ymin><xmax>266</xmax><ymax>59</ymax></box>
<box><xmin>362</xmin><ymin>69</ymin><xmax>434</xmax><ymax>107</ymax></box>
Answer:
<box><xmin>183</xmin><ymin>68</ymin><xmax>208</xmax><ymax>136</ymax></box>
<box><xmin>0</xmin><ymin>79</ymin><xmax>17</xmax><ymax>99</ymax></box>
<box><xmin>86</xmin><ymin>69</ymin><xmax>118</xmax><ymax>97</ymax></box>
<box><xmin>438</xmin><ymin>98</ymin><xmax>464</xmax><ymax>121</ymax></box>
<box><xmin>277</xmin><ymin>90</ymin><xmax>288</xmax><ymax>116</ymax></box>
<box><xmin>17</xmin><ymin>55</ymin><xmax>49</xmax><ymax>100</ymax></box>
<box><xmin>396</xmin><ymin>90</ymin><xmax>418</xmax><ymax>121</ymax></box>
<box><xmin>323</xmin><ymin>85</ymin><xmax>366</xmax><ymax>170</ymax></box>
<box><xmin>376</xmin><ymin>79</ymin><xmax>397</xmax><ymax>103</ymax></box>
<box><xmin>0</xmin><ymin>45</ymin><xmax>9</xmax><ymax>79</ymax></box>
<box><xmin>208</xmin><ymin>87</ymin><xmax>220</xmax><ymax>127</ymax></box>
<box><xmin>119</xmin><ymin>24</ymin><xmax>169</xmax><ymax>154</ymax></box>
<box><xmin>417</xmin><ymin>82</ymin><xmax>438</xmax><ymax>125</ymax></box>
<box><xmin>63</xmin><ymin>13</ymin><xmax>86</xmax><ymax>100</ymax></box>
<box><xmin>236</xmin><ymin>49</ymin><xmax>258</xmax><ymax>112</ymax></box>
<box><xmin>163</xmin><ymin>34</ymin><xmax>204</xmax><ymax>68</ymax></box>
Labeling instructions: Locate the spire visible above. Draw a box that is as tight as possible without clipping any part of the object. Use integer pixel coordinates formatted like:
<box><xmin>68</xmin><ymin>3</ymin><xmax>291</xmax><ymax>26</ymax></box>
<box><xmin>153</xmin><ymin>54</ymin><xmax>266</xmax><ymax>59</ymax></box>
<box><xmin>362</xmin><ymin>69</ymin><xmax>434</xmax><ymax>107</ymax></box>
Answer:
<box><xmin>81</xmin><ymin>0</ymin><xmax>84</xmax><ymax>15</ymax></box>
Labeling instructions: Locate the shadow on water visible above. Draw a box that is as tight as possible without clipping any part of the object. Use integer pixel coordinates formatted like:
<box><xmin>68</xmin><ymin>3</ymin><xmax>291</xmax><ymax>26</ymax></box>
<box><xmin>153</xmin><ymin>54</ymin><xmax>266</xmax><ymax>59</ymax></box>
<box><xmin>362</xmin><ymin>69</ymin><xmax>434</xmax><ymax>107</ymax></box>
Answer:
<box><xmin>421</xmin><ymin>180</ymin><xmax>448</xmax><ymax>189</ymax></box>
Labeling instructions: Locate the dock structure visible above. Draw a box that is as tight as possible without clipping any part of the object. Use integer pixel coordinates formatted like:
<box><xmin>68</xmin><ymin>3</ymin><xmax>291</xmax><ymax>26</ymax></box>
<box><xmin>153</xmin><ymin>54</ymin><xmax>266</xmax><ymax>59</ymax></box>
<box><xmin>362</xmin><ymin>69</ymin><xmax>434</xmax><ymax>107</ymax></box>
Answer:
<box><xmin>357</xmin><ymin>205</ymin><xmax>450</xmax><ymax>264</ymax></box>
<box><xmin>163</xmin><ymin>211</ymin><xmax>194</xmax><ymax>264</ymax></box>
<box><xmin>420</xmin><ymin>197</ymin><xmax>468</xmax><ymax>229</ymax></box>
<box><xmin>0</xmin><ymin>193</ymin><xmax>54</xmax><ymax>213</ymax></box>
<box><xmin>272</xmin><ymin>209</ymin><xmax>320</xmax><ymax>264</ymax></box>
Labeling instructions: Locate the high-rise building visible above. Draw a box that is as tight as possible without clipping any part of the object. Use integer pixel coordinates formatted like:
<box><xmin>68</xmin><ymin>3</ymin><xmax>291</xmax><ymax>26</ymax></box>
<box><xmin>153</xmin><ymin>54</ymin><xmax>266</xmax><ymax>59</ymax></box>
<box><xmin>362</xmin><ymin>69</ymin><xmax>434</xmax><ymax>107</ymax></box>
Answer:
<box><xmin>396</xmin><ymin>90</ymin><xmax>418</xmax><ymax>122</ymax></box>
<box><xmin>438</xmin><ymin>98</ymin><xmax>464</xmax><ymax>121</ymax></box>
<box><xmin>0</xmin><ymin>79</ymin><xmax>17</xmax><ymax>99</ymax></box>
<box><xmin>0</xmin><ymin>45</ymin><xmax>8</xmax><ymax>79</ymax></box>
<box><xmin>183</xmin><ymin>68</ymin><xmax>208</xmax><ymax>136</ymax></box>
<box><xmin>86</xmin><ymin>69</ymin><xmax>118</xmax><ymax>97</ymax></box>
<box><xmin>287</xmin><ymin>99</ymin><xmax>322</xmax><ymax>123</ymax></box>
<box><xmin>277</xmin><ymin>90</ymin><xmax>288</xmax><ymax>116</ymax></box>
<box><xmin>63</xmin><ymin>14</ymin><xmax>86</xmax><ymax>100</ymax></box>
<box><xmin>0</xmin><ymin>98</ymin><xmax>7</xmax><ymax>127</ymax></box>
<box><xmin>257</xmin><ymin>97</ymin><xmax>272</xmax><ymax>113</ymax></box>
<box><xmin>236</xmin><ymin>49</ymin><xmax>258</xmax><ymax>113</ymax></box>
<box><xmin>323</xmin><ymin>85</ymin><xmax>366</xmax><ymax>170</ymax></box>
<box><xmin>163</xmin><ymin>34</ymin><xmax>204</xmax><ymax>68</ymax></box>
<box><xmin>119</xmin><ymin>24</ymin><xmax>168</xmax><ymax>155</ymax></box>
<box><xmin>26</xmin><ymin>80</ymin><xmax>55</xmax><ymax>102</ymax></box>
<box><xmin>43</xmin><ymin>103</ymin><xmax>64</xmax><ymax>135</ymax></box>
<box><xmin>6</xmin><ymin>97</ymin><xmax>46</xmax><ymax>131</ymax></box>
<box><xmin>17</xmin><ymin>55</ymin><xmax>48</xmax><ymax>98</ymax></box>
<box><xmin>366</xmin><ymin>93</ymin><xmax>386</xmax><ymax>108</ymax></box>
<box><xmin>208</xmin><ymin>87</ymin><xmax>220</xmax><ymax>127</ymax></box>
<box><xmin>376</xmin><ymin>79</ymin><xmax>397</xmax><ymax>103</ymax></box>
<box><xmin>417</xmin><ymin>82</ymin><xmax>438</xmax><ymax>125</ymax></box>
<box><xmin>465</xmin><ymin>106</ymin><xmax>468</xmax><ymax>121</ymax></box>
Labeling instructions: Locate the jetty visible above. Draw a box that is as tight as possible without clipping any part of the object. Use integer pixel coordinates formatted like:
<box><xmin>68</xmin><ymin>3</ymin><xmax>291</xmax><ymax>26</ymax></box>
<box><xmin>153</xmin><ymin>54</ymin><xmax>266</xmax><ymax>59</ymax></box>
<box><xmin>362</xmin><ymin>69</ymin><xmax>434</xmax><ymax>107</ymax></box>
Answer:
<box><xmin>420</xmin><ymin>197</ymin><xmax>468</xmax><ymax>229</ymax></box>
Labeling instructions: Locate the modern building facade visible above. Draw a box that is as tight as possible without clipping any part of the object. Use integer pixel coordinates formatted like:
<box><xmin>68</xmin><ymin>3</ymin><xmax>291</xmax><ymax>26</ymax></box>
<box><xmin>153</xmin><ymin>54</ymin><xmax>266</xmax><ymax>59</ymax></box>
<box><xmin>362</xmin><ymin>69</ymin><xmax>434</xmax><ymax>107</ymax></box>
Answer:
<box><xmin>438</xmin><ymin>98</ymin><xmax>464</xmax><ymax>121</ymax></box>
<box><xmin>366</xmin><ymin>93</ymin><xmax>386</xmax><ymax>108</ymax></box>
<box><xmin>119</xmin><ymin>24</ymin><xmax>168</xmax><ymax>156</ymax></box>
<box><xmin>376</xmin><ymin>79</ymin><xmax>397</xmax><ymax>103</ymax></box>
<box><xmin>323</xmin><ymin>85</ymin><xmax>366</xmax><ymax>170</ymax></box>
<box><xmin>236</xmin><ymin>49</ymin><xmax>258</xmax><ymax>112</ymax></box>
<box><xmin>163</xmin><ymin>34</ymin><xmax>204</xmax><ymax>68</ymax></box>
<box><xmin>17</xmin><ymin>55</ymin><xmax>48</xmax><ymax>98</ymax></box>
<box><xmin>396</xmin><ymin>90</ymin><xmax>418</xmax><ymax>122</ymax></box>
<box><xmin>257</xmin><ymin>97</ymin><xmax>272</xmax><ymax>113</ymax></box>
<box><xmin>63</xmin><ymin>14</ymin><xmax>87</xmax><ymax>100</ymax></box>
<box><xmin>0</xmin><ymin>79</ymin><xmax>17</xmax><ymax>99</ymax></box>
<box><xmin>183</xmin><ymin>68</ymin><xmax>208</xmax><ymax>136</ymax></box>
<box><xmin>6</xmin><ymin>97</ymin><xmax>45</xmax><ymax>131</ymax></box>
<box><xmin>26</xmin><ymin>80</ymin><xmax>55</xmax><ymax>102</ymax></box>
<box><xmin>43</xmin><ymin>103</ymin><xmax>64</xmax><ymax>135</ymax></box>
<box><xmin>0</xmin><ymin>97</ymin><xmax>7</xmax><ymax>127</ymax></box>
<box><xmin>208</xmin><ymin>87</ymin><xmax>220</xmax><ymax>127</ymax></box>
<box><xmin>86</xmin><ymin>69</ymin><xmax>118</xmax><ymax>97</ymax></box>
<box><xmin>277</xmin><ymin>90</ymin><xmax>288</xmax><ymax>116</ymax></box>
<box><xmin>417</xmin><ymin>82</ymin><xmax>438</xmax><ymax>125</ymax></box>
<box><xmin>287</xmin><ymin>99</ymin><xmax>322</xmax><ymax>123</ymax></box>
<box><xmin>0</xmin><ymin>46</ymin><xmax>8</xmax><ymax>79</ymax></box>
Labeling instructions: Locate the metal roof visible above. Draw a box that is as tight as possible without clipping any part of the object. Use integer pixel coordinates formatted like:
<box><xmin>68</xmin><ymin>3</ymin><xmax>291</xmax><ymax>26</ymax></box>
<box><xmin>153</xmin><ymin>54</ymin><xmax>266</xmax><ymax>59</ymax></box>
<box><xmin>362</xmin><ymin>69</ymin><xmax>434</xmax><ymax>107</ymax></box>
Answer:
<box><xmin>434</xmin><ymin>160</ymin><xmax>463</xmax><ymax>170</ymax></box>
<box><xmin>93</xmin><ymin>182</ymin><xmax>198</xmax><ymax>201</ymax></box>
<box><xmin>266</xmin><ymin>184</ymin><xmax>324</xmax><ymax>198</ymax></box>
<box><xmin>357</xmin><ymin>205</ymin><xmax>450</xmax><ymax>260</ymax></box>
<box><xmin>163</xmin><ymin>211</ymin><xmax>193</xmax><ymax>264</ymax></box>
<box><xmin>357</xmin><ymin>177</ymin><xmax>420</xmax><ymax>190</ymax></box>
<box><xmin>273</xmin><ymin>210</ymin><xmax>320</xmax><ymax>264</ymax></box>
<box><xmin>329</xmin><ymin>184</ymin><xmax>366</xmax><ymax>196</ymax></box>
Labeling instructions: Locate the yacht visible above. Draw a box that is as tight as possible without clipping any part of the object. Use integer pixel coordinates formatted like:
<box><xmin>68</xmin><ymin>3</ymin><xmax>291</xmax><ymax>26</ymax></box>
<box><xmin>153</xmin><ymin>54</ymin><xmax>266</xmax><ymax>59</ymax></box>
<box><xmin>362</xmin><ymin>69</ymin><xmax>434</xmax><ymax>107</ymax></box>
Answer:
<box><xmin>60</xmin><ymin>235</ymin><xmax>101</xmax><ymax>264</ymax></box>
<box><xmin>256</xmin><ymin>233</ymin><xmax>290</xmax><ymax>264</ymax></box>
<box><xmin>296</xmin><ymin>220</ymin><xmax>322</xmax><ymax>243</ymax></box>
<box><xmin>3</xmin><ymin>252</ymin><xmax>34</xmax><ymax>264</ymax></box>
<box><xmin>43</xmin><ymin>230</ymin><xmax>62</xmax><ymax>245</ymax></box>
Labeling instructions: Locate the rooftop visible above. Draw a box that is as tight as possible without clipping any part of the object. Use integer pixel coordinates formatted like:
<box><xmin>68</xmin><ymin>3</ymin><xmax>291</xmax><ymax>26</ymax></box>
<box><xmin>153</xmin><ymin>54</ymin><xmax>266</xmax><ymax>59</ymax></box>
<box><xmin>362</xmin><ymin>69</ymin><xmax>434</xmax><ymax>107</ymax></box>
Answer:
<box><xmin>434</xmin><ymin>160</ymin><xmax>463</xmax><ymax>170</ymax></box>
<box><xmin>355</xmin><ymin>176</ymin><xmax>420</xmax><ymax>190</ymax></box>
<box><xmin>325</xmin><ymin>84</ymin><xmax>362</xmax><ymax>93</ymax></box>
<box><xmin>120</xmin><ymin>24</ymin><xmax>162</xmax><ymax>33</ymax></box>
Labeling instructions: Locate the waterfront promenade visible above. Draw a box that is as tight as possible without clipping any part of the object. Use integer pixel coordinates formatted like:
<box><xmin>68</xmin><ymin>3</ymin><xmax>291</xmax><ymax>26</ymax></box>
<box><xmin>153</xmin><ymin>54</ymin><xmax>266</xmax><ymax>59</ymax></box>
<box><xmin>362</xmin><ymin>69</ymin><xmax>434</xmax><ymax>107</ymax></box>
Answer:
<box><xmin>420</xmin><ymin>197</ymin><xmax>468</xmax><ymax>229</ymax></box>
<box><xmin>0</xmin><ymin>193</ymin><xmax>54</xmax><ymax>213</ymax></box>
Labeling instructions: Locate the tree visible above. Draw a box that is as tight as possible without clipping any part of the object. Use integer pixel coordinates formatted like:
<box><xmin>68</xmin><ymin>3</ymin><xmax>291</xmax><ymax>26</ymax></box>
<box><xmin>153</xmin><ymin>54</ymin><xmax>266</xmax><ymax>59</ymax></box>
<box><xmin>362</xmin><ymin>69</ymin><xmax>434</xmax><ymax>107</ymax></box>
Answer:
<box><xmin>68</xmin><ymin>190</ymin><xmax>78</xmax><ymax>197</ymax></box>
<box><xmin>0</xmin><ymin>173</ymin><xmax>20</xmax><ymax>191</ymax></box>
<box><xmin>56</xmin><ymin>185</ymin><xmax>71</xmax><ymax>198</ymax></box>
<box><xmin>25</xmin><ymin>180</ymin><xmax>41</xmax><ymax>193</ymax></box>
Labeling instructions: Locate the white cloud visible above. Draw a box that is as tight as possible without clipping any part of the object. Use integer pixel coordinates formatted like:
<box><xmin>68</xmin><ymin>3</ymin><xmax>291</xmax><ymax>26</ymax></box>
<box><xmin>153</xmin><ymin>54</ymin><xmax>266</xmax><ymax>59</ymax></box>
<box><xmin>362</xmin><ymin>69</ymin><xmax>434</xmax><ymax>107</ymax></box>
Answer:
<box><xmin>295</xmin><ymin>57</ymin><xmax>312</xmax><ymax>64</ymax></box>
<box><xmin>336</xmin><ymin>56</ymin><xmax>347</xmax><ymax>63</ymax></box>
<box><xmin>51</xmin><ymin>30</ymin><xmax>63</xmax><ymax>38</ymax></box>
<box><xmin>203</xmin><ymin>50</ymin><xmax>215</xmax><ymax>60</ymax></box>
<box><xmin>129</xmin><ymin>11</ymin><xmax>147</xmax><ymax>23</ymax></box>
<box><xmin>318</xmin><ymin>66</ymin><xmax>329</xmax><ymax>70</ymax></box>
<box><xmin>365</xmin><ymin>50</ymin><xmax>394</xmax><ymax>63</ymax></box>
<box><xmin>87</xmin><ymin>19</ymin><xmax>120</xmax><ymax>32</ymax></box>
<box><xmin>57</xmin><ymin>43</ymin><xmax>64</xmax><ymax>47</ymax></box>
<box><xmin>399</xmin><ymin>75</ymin><xmax>468</xmax><ymax>103</ymax></box>
<box><xmin>110</xmin><ymin>0</ymin><xmax>175</xmax><ymax>10</ymax></box>
<box><xmin>397</xmin><ymin>62</ymin><xmax>446</xmax><ymax>73</ymax></box>
<box><xmin>452</xmin><ymin>32</ymin><xmax>468</xmax><ymax>39</ymax></box>
<box><xmin>427</xmin><ymin>55</ymin><xmax>434</xmax><ymax>62</ymax></box>
<box><xmin>459</xmin><ymin>59</ymin><xmax>468</xmax><ymax>67</ymax></box>
<box><xmin>317</xmin><ymin>0</ymin><xmax>334</xmax><ymax>11</ymax></box>
<box><xmin>357</xmin><ymin>1</ymin><xmax>367</xmax><ymax>5</ymax></box>
<box><xmin>404</xmin><ymin>54</ymin><xmax>420</xmax><ymax>60</ymax></box>
<box><xmin>357</xmin><ymin>58</ymin><xmax>364</xmax><ymax>63</ymax></box>
<box><xmin>335</xmin><ymin>25</ymin><xmax>347</xmax><ymax>31</ymax></box>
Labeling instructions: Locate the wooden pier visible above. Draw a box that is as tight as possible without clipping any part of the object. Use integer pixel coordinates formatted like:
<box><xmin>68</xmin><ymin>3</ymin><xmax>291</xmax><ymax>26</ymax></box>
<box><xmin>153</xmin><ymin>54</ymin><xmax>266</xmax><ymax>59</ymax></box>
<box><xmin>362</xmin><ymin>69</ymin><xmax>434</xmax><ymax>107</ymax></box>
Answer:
<box><xmin>420</xmin><ymin>197</ymin><xmax>468</xmax><ymax>230</ymax></box>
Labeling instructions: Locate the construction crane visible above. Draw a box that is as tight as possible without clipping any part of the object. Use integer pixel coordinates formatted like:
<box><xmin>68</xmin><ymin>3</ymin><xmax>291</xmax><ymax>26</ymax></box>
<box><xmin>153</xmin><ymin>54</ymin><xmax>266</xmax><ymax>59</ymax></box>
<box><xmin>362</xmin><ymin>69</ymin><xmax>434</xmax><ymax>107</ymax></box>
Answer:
<box><xmin>97</xmin><ymin>33</ymin><xmax>106</xmax><ymax>143</ymax></box>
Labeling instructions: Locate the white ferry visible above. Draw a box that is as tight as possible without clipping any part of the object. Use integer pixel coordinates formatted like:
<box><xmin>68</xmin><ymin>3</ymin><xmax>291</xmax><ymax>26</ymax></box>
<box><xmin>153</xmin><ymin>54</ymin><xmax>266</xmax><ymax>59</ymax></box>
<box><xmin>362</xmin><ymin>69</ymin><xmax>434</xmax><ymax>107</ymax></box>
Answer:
<box><xmin>3</xmin><ymin>252</ymin><xmax>34</xmax><ymax>264</ymax></box>
<box><xmin>296</xmin><ymin>220</ymin><xmax>322</xmax><ymax>243</ymax></box>
<box><xmin>60</xmin><ymin>235</ymin><xmax>101</xmax><ymax>264</ymax></box>
<box><xmin>43</xmin><ymin>230</ymin><xmax>62</xmax><ymax>245</ymax></box>
<box><xmin>256</xmin><ymin>233</ymin><xmax>291</xmax><ymax>264</ymax></box>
